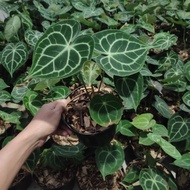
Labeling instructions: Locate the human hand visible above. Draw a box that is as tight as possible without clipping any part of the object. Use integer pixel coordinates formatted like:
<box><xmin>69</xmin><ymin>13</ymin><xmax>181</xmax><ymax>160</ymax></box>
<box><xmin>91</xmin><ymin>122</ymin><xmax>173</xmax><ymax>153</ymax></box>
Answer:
<box><xmin>25</xmin><ymin>99</ymin><xmax>72</xmax><ymax>146</ymax></box>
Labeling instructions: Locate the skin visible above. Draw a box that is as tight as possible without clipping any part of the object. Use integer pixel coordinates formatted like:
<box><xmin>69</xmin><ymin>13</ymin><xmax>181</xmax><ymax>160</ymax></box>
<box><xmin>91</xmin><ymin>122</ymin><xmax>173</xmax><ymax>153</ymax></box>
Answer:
<box><xmin>0</xmin><ymin>99</ymin><xmax>72</xmax><ymax>190</ymax></box>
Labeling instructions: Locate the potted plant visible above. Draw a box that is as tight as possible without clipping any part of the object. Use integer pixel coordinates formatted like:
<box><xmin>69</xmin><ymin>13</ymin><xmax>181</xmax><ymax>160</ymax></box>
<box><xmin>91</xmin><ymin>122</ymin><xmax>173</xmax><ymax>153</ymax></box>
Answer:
<box><xmin>24</xmin><ymin>15</ymin><xmax>182</xmax><ymax>184</ymax></box>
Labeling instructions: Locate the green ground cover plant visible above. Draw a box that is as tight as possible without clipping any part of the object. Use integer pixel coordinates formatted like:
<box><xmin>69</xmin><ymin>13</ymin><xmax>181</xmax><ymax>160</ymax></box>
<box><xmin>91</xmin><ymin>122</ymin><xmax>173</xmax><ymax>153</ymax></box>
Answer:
<box><xmin>1</xmin><ymin>0</ymin><xmax>190</xmax><ymax>189</ymax></box>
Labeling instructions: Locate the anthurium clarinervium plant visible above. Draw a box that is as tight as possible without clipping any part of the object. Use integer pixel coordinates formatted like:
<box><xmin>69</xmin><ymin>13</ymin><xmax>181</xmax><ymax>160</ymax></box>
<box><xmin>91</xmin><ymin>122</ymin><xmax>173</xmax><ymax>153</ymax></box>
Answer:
<box><xmin>1</xmin><ymin>0</ymin><xmax>190</xmax><ymax>188</ymax></box>
<box><xmin>25</xmin><ymin>19</ymin><xmax>181</xmax><ymax>181</ymax></box>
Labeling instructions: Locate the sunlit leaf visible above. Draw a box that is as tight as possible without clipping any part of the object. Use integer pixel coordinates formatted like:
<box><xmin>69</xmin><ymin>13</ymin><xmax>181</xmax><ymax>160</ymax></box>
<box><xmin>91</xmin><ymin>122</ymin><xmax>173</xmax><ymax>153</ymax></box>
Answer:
<box><xmin>152</xmin><ymin>124</ymin><xmax>168</xmax><ymax>137</ymax></box>
<box><xmin>131</xmin><ymin>113</ymin><xmax>156</xmax><ymax>130</ymax></box>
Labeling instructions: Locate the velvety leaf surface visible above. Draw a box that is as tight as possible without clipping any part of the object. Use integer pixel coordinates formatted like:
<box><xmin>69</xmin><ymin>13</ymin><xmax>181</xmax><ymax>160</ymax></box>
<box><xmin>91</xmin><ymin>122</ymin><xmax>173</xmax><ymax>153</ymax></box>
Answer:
<box><xmin>28</xmin><ymin>20</ymin><xmax>94</xmax><ymax>79</ymax></box>
<box><xmin>89</xmin><ymin>94</ymin><xmax>123</xmax><ymax>127</ymax></box>
<box><xmin>168</xmin><ymin>113</ymin><xmax>190</xmax><ymax>142</ymax></box>
<box><xmin>93</xmin><ymin>29</ymin><xmax>148</xmax><ymax>77</ymax></box>
<box><xmin>1</xmin><ymin>42</ymin><xmax>28</xmax><ymax>77</ymax></box>
<box><xmin>139</xmin><ymin>168</ymin><xmax>168</xmax><ymax>190</ymax></box>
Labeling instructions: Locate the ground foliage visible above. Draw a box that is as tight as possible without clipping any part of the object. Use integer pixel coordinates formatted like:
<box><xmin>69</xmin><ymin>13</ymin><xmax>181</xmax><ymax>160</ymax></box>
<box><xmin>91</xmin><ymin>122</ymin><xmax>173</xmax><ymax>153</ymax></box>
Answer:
<box><xmin>1</xmin><ymin>0</ymin><xmax>190</xmax><ymax>189</ymax></box>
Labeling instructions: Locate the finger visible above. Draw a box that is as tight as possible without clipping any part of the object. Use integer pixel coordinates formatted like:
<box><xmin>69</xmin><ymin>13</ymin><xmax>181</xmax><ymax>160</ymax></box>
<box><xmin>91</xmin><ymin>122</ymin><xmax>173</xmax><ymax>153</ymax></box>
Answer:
<box><xmin>54</xmin><ymin>127</ymin><xmax>73</xmax><ymax>136</ymax></box>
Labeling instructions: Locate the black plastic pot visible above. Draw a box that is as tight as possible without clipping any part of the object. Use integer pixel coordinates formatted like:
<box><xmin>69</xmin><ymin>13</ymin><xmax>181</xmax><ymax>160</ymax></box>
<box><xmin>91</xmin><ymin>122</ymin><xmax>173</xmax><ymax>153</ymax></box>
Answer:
<box><xmin>9</xmin><ymin>170</ymin><xmax>32</xmax><ymax>190</ymax></box>
<box><xmin>63</xmin><ymin>118</ymin><xmax>116</xmax><ymax>147</ymax></box>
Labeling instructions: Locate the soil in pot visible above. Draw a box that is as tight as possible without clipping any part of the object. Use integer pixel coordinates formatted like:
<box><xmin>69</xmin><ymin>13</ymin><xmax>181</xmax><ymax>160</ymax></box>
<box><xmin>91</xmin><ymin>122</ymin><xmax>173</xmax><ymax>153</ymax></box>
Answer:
<box><xmin>34</xmin><ymin>164</ymin><xmax>77</xmax><ymax>190</ymax></box>
<box><xmin>9</xmin><ymin>167</ymin><xmax>32</xmax><ymax>190</ymax></box>
<box><xmin>76</xmin><ymin>156</ymin><xmax>125</xmax><ymax>190</ymax></box>
<box><xmin>64</xmin><ymin>86</ymin><xmax>117</xmax><ymax>147</ymax></box>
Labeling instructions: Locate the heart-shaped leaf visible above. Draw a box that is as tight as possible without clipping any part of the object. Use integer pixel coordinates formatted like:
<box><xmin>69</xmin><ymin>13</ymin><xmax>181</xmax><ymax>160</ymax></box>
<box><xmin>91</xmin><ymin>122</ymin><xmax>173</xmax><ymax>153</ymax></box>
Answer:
<box><xmin>182</xmin><ymin>91</ymin><xmax>190</xmax><ymax>107</ymax></box>
<box><xmin>11</xmin><ymin>86</ymin><xmax>29</xmax><ymax>103</ymax></box>
<box><xmin>114</xmin><ymin>73</ymin><xmax>144</xmax><ymax>111</ymax></box>
<box><xmin>168</xmin><ymin>113</ymin><xmax>190</xmax><ymax>142</ymax></box>
<box><xmin>89</xmin><ymin>94</ymin><xmax>123</xmax><ymax>127</ymax></box>
<box><xmin>45</xmin><ymin>86</ymin><xmax>71</xmax><ymax>100</ymax></box>
<box><xmin>116</xmin><ymin>120</ymin><xmax>137</xmax><ymax>136</ymax></box>
<box><xmin>28</xmin><ymin>20</ymin><xmax>94</xmax><ymax>79</ymax></box>
<box><xmin>25</xmin><ymin>29</ymin><xmax>43</xmax><ymax>46</ymax></box>
<box><xmin>139</xmin><ymin>168</ymin><xmax>168</xmax><ymax>190</ymax></box>
<box><xmin>131</xmin><ymin>113</ymin><xmax>156</xmax><ymax>130</ymax></box>
<box><xmin>1</xmin><ymin>42</ymin><xmax>28</xmax><ymax>77</ymax></box>
<box><xmin>152</xmin><ymin>124</ymin><xmax>168</xmax><ymax>137</ymax></box>
<box><xmin>95</xmin><ymin>142</ymin><xmax>124</xmax><ymax>180</ymax></box>
<box><xmin>123</xmin><ymin>165</ymin><xmax>139</xmax><ymax>183</ymax></box>
<box><xmin>23</xmin><ymin>91</ymin><xmax>43</xmax><ymax>116</ymax></box>
<box><xmin>151</xmin><ymin>32</ymin><xmax>177</xmax><ymax>50</ymax></box>
<box><xmin>0</xmin><ymin>90</ymin><xmax>11</xmax><ymax>104</ymax></box>
<box><xmin>93</xmin><ymin>30</ymin><xmax>148</xmax><ymax>77</ymax></box>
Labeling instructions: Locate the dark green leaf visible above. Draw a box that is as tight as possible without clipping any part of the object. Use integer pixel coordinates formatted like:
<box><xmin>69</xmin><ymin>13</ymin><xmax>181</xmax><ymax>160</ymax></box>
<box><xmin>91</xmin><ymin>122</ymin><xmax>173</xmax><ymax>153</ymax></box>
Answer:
<box><xmin>139</xmin><ymin>168</ymin><xmax>168</xmax><ymax>190</ymax></box>
<box><xmin>114</xmin><ymin>73</ymin><xmax>144</xmax><ymax>111</ymax></box>
<box><xmin>89</xmin><ymin>94</ymin><xmax>123</xmax><ymax>127</ymax></box>
<box><xmin>152</xmin><ymin>95</ymin><xmax>173</xmax><ymax>119</ymax></box>
<box><xmin>95</xmin><ymin>142</ymin><xmax>124</xmax><ymax>180</ymax></box>
<box><xmin>168</xmin><ymin>113</ymin><xmax>190</xmax><ymax>142</ymax></box>
<box><xmin>28</xmin><ymin>20</ymin><xmax>94</xmax><ymax>79</ymax></box>
<box><xmin>116</xmin><ymin>120</ymin><xmax>137</xmax><ymax>136</ymax></box>
<box><xmin>93</xmin><ymin>30</ymin><xmax>148</xmax><ymax>77</ymax></box>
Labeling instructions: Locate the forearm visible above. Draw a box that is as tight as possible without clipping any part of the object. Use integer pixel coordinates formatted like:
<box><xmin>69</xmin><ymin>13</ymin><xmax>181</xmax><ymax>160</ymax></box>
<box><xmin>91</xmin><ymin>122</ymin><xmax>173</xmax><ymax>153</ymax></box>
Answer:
<box><xmin>0</xmin><ymin>130</ymin><xmax>40</xmax><ymax>190</ymax></box>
